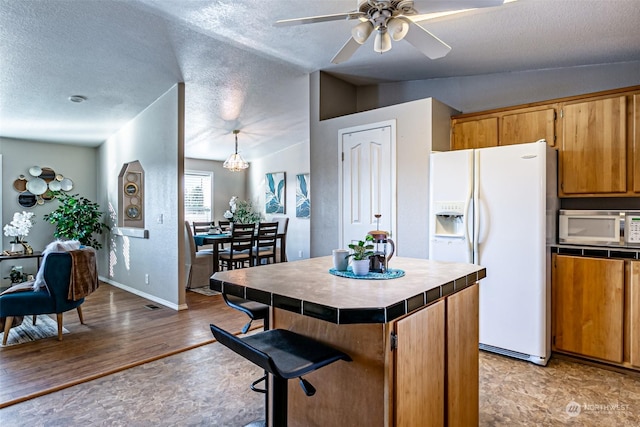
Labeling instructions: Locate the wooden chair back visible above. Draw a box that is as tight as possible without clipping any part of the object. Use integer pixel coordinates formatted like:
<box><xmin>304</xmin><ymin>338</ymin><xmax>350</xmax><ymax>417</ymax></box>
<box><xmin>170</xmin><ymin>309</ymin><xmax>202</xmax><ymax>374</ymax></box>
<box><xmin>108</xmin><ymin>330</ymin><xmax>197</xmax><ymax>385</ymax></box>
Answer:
<box><xmin>219</xmin><ymin>223</ymin><xmax>256</xmax><ymax>270</ymax></box>
<box><xmin>192</xmin><ymin>221</ymin><xmax>214</xmax><ymax>235</ymax></box>
<box><xmin>255</xmin><ymin>222</ymin><xmax>279</xmax><ymax>265</ymax></box>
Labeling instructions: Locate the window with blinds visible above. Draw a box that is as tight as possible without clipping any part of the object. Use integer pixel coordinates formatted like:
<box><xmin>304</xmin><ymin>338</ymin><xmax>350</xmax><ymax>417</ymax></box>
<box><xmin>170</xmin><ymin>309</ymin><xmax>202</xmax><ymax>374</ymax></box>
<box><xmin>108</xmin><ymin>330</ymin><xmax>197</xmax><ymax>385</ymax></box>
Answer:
<box><xmin>184</xmin><ymin>171</ymin><xmax>213</xmax><ymax>223</ymax></box>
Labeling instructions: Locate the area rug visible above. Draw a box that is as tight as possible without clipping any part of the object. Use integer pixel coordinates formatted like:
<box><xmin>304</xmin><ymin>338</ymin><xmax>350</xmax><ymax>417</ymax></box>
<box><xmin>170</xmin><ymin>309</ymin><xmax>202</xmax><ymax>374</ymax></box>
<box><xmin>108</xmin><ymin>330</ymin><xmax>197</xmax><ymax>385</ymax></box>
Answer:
<box><xmin>188</xmin><ymin>286</ymin><xmax>220</xmax><ymax>296</ymax></box>
<box><xmin>0</xmin><ymin>315</ymin><xmax>68</xmax><ymax>347</ymax></box>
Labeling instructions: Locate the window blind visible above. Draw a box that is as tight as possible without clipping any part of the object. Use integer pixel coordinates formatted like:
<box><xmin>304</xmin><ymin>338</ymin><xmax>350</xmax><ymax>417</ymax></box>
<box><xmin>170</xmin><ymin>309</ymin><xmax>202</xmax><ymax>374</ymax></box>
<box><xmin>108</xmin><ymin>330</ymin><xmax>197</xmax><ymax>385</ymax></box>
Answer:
<box><xmin>184</xmin><ymin>171</ymin><xmax>213</xmax><ymax>223</ymax></box>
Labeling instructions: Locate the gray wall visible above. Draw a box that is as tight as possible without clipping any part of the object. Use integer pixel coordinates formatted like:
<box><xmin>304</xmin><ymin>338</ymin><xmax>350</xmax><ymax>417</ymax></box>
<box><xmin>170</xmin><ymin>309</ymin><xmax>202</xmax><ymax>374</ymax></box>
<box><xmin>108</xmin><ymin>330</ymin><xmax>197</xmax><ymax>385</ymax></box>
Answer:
<box><xmin>0</xmin><ymin>138</ymin><xmax>97</xmax><ymax>281</ymax></box>
<box><xmin>249</xmin><ymin>141</ymin><xmax>310</xmax><ymax>261</ymax></box>
<box><xmin>184</xmin><ymin>157</ymin><xmax>247</xmax><ymax>222</ymax></box>
<box><xmin>310</xmin><ymin>84</ymin><xmax>456</xmax><ymax>258</ymax></box>
<box><xmin>356</xmin><ymin>61</ymin><xmax>640</xmax><ymax>114</ymax></box>
<box><xmin>97</xmin><ymin>84</ymin><xmax>183</xmax><ymax>309</ymax></box>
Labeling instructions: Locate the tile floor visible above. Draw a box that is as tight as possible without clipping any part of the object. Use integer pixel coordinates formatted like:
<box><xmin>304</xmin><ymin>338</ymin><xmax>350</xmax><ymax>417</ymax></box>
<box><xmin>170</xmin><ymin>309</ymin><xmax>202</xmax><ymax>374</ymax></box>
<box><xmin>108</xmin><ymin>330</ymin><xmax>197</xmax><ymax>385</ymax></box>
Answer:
<box><xmin>1</xmin><ymin>348</ymin><xmax>639</xmax><ymax>426</ymax></box>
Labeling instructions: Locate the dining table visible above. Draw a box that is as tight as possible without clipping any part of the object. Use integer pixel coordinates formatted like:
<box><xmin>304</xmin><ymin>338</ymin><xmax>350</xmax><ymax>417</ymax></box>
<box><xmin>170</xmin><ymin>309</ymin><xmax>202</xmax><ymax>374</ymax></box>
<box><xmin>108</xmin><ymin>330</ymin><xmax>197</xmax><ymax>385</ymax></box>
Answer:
<box><xmin>193</xmin><ymin>231</ymin><xmax>287</xmax><ymax>272</ymax></box>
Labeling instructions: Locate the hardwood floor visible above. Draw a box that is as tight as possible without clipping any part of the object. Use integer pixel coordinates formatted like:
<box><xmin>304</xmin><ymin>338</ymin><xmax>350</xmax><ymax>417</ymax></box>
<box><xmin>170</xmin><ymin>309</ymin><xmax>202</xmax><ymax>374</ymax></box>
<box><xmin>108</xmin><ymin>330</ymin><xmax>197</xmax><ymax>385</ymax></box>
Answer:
<box><xmin>0</xmin><ymin>283</ymin><xmax>255</xmax><ymax>408</ymax></box>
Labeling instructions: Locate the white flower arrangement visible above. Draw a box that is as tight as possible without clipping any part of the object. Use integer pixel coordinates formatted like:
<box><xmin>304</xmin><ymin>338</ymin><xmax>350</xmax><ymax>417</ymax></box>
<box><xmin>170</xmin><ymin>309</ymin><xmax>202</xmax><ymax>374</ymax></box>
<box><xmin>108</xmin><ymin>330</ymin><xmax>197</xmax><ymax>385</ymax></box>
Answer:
<box><xmin>223</xmin><ymin>196</ymin><xmax>238</xmax><ymax>219</ymax></box>
<box><xmin>3</xmin><ymin>211</ymin><xmax>35</xmax><ymax>243</ymax></box>
<box><xmin>223</xmin><ymin>196</ymin><xmax>262</xmax><ymax>224</ymax></box>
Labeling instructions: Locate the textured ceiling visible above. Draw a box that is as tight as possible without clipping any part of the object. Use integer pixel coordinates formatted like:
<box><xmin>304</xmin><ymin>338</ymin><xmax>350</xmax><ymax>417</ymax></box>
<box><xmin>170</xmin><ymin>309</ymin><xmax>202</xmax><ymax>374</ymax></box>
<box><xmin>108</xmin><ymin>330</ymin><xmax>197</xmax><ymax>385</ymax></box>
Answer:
<box><xmin>1</xmin><ymin>0</ymin><xmax>640</xmax><ymax>161</ymax></box>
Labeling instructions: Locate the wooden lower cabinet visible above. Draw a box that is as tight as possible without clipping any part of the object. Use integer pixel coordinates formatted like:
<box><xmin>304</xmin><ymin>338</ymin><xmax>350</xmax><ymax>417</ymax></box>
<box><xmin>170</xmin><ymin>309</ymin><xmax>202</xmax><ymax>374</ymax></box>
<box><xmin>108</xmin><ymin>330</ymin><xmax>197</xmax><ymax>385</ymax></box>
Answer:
<box><xmin>552</xmin><ymin>254</ymin><xmax>624</xmax><ymax>363</ymax></box>
<box><xmin>629</xmin><ymin>261</ymin><xmax>640</xmax><ymax>368</ymax></box>
<box><xmin>273</xmin><ymin>283</ymin><xmax>480</xmax><ymax>426</ymax></box>
<box><xmin>445</xmin><ymin>283</ymin><xmax>479</xmax><ymax>427</ymax></box>
<box><xmin>395</xmin><ymin>299</ymin><xmax>445</xmax><ymax>426</ymax></box>
<box><xmin>394</xmin><ymin>283</ymin><xmax>479</xmax><ymax>427</ymax></box>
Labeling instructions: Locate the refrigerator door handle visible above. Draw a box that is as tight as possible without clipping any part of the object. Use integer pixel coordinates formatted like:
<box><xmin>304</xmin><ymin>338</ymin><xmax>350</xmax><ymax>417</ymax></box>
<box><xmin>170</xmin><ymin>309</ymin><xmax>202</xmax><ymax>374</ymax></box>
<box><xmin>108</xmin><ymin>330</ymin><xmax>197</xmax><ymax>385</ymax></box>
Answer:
<box><xmin>464</xmin><ymin>151</ymin><xmax>473</xmax><ymax>263</ymax></box>
<box><xmin>473</xmin><ymin>151</ymin><xmax>480</xmax><ymax>264</ymax></box>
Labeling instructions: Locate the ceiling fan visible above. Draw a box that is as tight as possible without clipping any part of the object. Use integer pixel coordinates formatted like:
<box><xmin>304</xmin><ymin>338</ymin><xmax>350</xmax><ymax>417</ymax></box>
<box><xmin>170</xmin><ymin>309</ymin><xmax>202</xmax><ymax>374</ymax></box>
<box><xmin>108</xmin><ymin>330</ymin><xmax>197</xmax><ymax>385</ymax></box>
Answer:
<box><xmin>275</xmin><ymin>0</ymin><xmax>507</xmax><ymax>64</ymax></box>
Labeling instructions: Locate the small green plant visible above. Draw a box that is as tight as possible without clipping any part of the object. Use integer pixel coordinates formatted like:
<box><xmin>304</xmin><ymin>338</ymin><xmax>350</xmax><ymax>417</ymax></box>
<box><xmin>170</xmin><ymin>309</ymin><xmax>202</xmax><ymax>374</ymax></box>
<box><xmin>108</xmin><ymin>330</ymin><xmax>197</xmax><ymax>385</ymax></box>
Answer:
<box><xmin>346</xmin><ymin>234</ymin><xmax>375</xmax><ymax>261</ymax></box>
<box><xmin>43</xmin><ymin>193</ymin><xmax>109</xmax><ymax>249</ymax></box>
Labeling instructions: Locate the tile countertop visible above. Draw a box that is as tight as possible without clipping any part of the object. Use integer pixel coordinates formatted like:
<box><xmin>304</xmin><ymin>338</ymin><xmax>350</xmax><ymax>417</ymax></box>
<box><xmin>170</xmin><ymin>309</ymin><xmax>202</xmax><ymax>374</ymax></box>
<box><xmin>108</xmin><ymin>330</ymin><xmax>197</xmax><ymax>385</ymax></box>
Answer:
<box><xmin>210</xmin><ymin>256</ymin><xmax>486</xmax><ymax>324</ymax></box>
<box><xmin>552</xmin><ymin>244</ymin><xmax>640</xmax><ymax>260</ymax></box>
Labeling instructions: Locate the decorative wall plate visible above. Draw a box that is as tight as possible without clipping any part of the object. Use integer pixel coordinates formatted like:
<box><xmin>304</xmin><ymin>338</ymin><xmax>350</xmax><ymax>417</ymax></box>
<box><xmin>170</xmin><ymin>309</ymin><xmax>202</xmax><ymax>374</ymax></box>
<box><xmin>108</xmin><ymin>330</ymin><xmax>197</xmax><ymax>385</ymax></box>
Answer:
<box><xmin>39</xmin><ymin>167</ymin><xmax>56</xmax><ymax>182</ymax></box>
<box><xmin>60</xmin><ymin>178</ymin><xmax>74</xmax><ymax>191</ymax></box>
<box><xmin>124</xmin><ymin>182</ymin><xmax>139</xmax><ymax>196</ymax></box>
<box><xmin>26</xmin><ymin>177</ymin><xmax>47</xmax><ymax>195</ymax></box>
<box><xmin>18</xmin><ymin>191</ymin><xmax>37</xmax><ymax>208</ymax></box>
<box><xmin>13</xmin><ymin>178</ymin><xmax>27</xmax><ymax>192</ymax></box>
<box><xmin>41</xmin><ymin>189</ymin><xmax>55</xmax><ymax>201</ymax></box>
<box><xmin>125</xmin><ymin>204</ymin><xmax>141</xmax><ymax>219</ymax></box>
<box><xmin>48</xmin><ymin>180</ymin><xmax>62</xmax><ymax>191</ymax></box>
<box><xmin>29</xmin><ymin>166</ymin><xmax>42</xmax><ymax>176</ymax></box>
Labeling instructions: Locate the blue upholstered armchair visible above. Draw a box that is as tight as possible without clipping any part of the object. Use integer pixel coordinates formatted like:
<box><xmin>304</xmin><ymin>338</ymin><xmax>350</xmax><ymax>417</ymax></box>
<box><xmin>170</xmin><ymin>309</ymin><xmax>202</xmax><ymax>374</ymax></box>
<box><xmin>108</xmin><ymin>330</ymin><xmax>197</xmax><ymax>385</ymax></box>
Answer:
<box><xmin>0</xmin><ymin>252</ymin><xmax>89</xmax><ymax>345</ymax></box>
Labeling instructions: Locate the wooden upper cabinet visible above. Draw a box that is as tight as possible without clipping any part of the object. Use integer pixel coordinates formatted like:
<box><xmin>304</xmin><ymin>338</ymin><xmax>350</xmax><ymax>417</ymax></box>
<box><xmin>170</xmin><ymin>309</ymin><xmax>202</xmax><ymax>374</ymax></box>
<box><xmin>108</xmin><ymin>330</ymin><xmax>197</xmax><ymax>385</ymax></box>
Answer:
<box><xmin>500</xmin><ymin>108</ymin><xmax>556</xmax><ymax>147</ymax></box>
<box><xmin>559</xmin><ymin>95</ymin><xmax>627</xmax><ymax>195</ymax></box>
<box><xmin>634</xmin><ymin>94</ymin><xmax>640</xmax><ymax>193</ymax></box>
<box><xmin>451</xmin><ymin>117</ymin><xmax>498</xmax><ymax>150</ymax></box>
<box><xmin>553</xmin><ymin>255</ymin><xmax>624</xmax><ymax>363</ymax></box>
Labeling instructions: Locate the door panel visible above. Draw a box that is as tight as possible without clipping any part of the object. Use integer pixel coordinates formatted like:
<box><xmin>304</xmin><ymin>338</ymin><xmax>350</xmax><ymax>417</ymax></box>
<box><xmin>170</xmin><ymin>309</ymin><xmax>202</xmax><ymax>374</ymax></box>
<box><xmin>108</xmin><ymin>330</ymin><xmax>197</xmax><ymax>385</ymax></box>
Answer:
<box><xmin>341</xmin><ymin>125</ymin><xmax>393</xmax><ymax>248</ymax></box>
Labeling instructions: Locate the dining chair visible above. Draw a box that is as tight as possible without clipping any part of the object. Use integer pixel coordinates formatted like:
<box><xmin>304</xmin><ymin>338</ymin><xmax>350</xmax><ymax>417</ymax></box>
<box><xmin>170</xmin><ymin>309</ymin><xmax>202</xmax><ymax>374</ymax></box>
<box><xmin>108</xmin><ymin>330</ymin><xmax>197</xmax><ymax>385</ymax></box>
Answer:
<box><xmin>192</xmin><ymin>221</ymin><xmax>214</xmax><ymax>235</ymax></box>
<box><xmin>191</xmin><ymin>221</ymin><xmax>215</xmax><ymax>251</ymax></box>
<box><xmin>184</xmin><ymin>221</ymin><xmax>214</xmax><ymax>288</ymax></box>
<box><xmin>273</xmin><ymin>217</ymin><xmax>289</xmax><ymax>262</ymax></box>
<box><xmin>218</xmin><ymin>223</ymin><xmax>255</xmax><ymax>270</ymax></box>
<box><xmin>218</xmin><ymin>220</ymin><xmax>231</xmax><ymax>232</ymax></box>
<box><xmin>254</xmin><ymin>221</ymin><xmax>279</xmax><ymax>266</ymax></box>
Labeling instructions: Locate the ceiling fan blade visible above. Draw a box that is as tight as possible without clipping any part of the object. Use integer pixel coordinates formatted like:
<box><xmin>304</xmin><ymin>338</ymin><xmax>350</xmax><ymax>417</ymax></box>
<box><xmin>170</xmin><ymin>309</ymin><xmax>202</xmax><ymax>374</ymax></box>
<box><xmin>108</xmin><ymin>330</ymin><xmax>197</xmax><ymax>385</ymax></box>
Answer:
<box><xmin>331</xmin><ymin>37</ymin><xmax>362</xmax><ymax>64</ymax></box>
<box><xmin>274</xmin><ymin>12</ymin><xmax>364</xmax><ymax>27</ymax></box>
<box><xmin>411</xmin><ymin>0</ymin><xmax>505</xmax><ymax>14</ymax></box>
<box><xmin>403</xmin><ymin>21</ymin><xmax>451</xmax><ymax>59</ymax></box>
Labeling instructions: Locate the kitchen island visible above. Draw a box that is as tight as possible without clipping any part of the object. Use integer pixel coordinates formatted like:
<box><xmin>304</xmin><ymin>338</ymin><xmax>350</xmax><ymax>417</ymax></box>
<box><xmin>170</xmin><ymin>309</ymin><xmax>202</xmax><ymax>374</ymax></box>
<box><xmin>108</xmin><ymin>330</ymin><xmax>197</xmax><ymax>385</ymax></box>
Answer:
<box><xmin>211</xmin><ymin>256</ymin><xmax>486</xmax><ymax>426</ymax></box>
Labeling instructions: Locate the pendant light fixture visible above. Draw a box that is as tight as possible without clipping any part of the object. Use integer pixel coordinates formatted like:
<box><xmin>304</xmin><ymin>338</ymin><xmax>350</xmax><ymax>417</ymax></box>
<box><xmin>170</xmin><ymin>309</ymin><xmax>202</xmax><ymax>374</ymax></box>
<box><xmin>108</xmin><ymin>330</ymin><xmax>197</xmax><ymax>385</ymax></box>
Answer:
<box><xmin>223</xmin><ymin>130</ymin><xmax>249</xmax><ymax>171</ymax></box>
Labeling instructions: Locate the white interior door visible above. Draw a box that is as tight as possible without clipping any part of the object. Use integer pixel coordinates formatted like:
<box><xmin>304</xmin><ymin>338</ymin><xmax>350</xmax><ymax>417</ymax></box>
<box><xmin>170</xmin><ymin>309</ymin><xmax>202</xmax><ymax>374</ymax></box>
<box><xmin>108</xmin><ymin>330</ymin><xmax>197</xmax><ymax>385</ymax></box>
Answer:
<box><xmin>339</xmin><ymin>122</ymin><xmax>395</xmax><ymax>249</ymax></box>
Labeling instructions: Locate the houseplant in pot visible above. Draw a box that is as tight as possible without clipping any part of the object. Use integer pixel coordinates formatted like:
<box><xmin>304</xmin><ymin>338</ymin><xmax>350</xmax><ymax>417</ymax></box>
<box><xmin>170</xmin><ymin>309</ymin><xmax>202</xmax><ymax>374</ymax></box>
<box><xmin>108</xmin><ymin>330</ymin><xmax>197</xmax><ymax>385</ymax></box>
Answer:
<box><xmin>346</xmin><ymin>234</ymin><xmax>375</xmax><ymax>276</ymax></box>
<box><xmin>44</xmin><ymin>193</ymin><xmax>109</xmax><ymax>249</ymax></box>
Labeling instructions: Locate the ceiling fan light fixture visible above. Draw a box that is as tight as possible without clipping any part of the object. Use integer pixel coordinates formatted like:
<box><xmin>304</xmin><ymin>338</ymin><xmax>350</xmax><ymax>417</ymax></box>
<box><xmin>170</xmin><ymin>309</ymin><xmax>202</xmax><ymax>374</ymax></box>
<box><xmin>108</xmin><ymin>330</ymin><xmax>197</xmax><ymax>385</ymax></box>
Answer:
<box><xmin>373</xmin><ymin>29</ymin><xmax>392</xmax><ymax>53</ymax></box>
<box><xmin>351</xmin><ymin>21</ymin><xmax>374</xmax><ymax>44</ymax></box>
<box><xmin>223</xmin><ymin>130</ymin><xmax>249</xmax><ymax>172</ymax></box>
<box><xmin>387</xmin><ymin>17</ymin><xmax>409</xmax><ymax>41</ymax></box>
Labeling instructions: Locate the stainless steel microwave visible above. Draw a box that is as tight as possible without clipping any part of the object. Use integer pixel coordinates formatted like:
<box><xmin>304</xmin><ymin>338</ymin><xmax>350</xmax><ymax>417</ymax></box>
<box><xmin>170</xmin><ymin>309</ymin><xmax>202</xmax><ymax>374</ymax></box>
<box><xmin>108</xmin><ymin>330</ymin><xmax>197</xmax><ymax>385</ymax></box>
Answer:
<box><xmin>558</xmin><ymin>210</ymin><xmax>640</xmax><ymax>247</ymax></box>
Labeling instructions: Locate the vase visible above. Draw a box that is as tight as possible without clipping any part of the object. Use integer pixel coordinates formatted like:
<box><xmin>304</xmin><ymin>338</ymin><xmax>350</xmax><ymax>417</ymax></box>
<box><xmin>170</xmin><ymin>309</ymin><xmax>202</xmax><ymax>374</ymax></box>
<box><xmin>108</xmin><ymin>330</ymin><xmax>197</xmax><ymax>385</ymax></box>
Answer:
<box><xmin>351</xmin><ymin>259</ymin><xmax>370</xmax><ymax>276</ymax></box>
<box><xmin>9</xmin><ymin>242</ymin><xmax>24</xmax><ymax>254</ymax></box>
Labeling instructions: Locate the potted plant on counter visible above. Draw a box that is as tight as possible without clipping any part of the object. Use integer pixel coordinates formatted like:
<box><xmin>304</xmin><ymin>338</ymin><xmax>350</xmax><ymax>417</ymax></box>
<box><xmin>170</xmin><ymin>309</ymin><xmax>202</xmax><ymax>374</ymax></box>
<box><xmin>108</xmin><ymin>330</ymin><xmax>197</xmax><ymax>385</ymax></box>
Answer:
<box><xmin>346</xmin><ymin>234</ymin><xmax>375</xmax><ymax>276</ymax></box>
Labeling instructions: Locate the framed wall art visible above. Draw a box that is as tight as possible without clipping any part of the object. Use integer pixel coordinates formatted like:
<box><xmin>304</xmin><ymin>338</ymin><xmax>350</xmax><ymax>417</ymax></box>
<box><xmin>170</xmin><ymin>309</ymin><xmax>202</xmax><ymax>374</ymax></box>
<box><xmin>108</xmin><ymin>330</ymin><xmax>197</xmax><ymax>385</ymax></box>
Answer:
<box><xmin>296</xmin><ymin>173</ymin><xmax>310</xmax><ymax>218</ymax></box>
<box><xmin>265</xmin><ymin>172</ymin><xmax>285</xmax><ymax>214</ymax></box>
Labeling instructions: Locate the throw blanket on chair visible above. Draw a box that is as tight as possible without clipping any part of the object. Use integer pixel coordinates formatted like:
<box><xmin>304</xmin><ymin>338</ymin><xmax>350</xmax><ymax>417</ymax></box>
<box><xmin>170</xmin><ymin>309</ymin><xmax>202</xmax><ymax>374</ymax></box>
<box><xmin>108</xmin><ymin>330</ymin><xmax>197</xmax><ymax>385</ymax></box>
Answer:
<box><xmin>67</xmin><ymin>248</ymin><xmax>99</xmax><ymax>301</ymax></box>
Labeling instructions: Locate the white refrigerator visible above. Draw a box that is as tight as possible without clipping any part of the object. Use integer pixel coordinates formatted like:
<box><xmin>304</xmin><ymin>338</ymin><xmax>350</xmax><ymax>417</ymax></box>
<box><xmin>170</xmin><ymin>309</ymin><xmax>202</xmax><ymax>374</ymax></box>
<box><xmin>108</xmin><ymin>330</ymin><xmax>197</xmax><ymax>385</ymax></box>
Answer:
<box><xmin>429</xmin><ymin>140</ymin><xmax>557</xmax><ymax>365</ymax></box>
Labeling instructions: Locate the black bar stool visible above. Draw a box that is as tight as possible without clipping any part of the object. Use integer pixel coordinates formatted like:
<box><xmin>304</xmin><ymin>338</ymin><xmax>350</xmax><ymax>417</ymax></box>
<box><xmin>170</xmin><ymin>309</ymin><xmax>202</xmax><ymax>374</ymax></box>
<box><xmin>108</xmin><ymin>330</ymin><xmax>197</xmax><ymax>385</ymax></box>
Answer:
<box><xmin>222</xmin><ymin>293</ymin><xmax>270</xmax><ymax>425</ymax></box>
<box><xmin>223</xmin><ymin>293</ymin><xmax>269</xmax><ymax>333</ymax></box>
<box><xmin>210</xmin><ymin>324</ymin><xmax>351</xmax><ymax>427</ymax></box>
